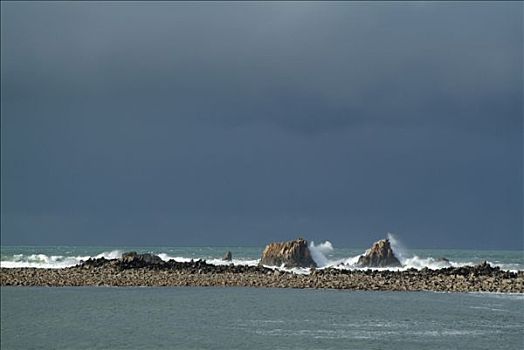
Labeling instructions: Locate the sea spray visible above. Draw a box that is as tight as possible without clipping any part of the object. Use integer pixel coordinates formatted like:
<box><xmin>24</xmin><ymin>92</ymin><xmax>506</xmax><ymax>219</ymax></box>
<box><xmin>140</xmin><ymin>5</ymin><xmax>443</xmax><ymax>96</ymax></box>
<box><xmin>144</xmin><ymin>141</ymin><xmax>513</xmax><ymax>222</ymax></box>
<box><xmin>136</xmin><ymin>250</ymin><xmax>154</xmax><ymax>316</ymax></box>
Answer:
<box><xmin>386</xmin><ymin>232</ymin><xmax>408</xmax><ymax>263</ymax></box>
<box><xmin>309</xmin><ymin>241</ymin><xmax>333</xmax><ymax>267</ymax></box>
<box><xmin>95</xmin><ymin>250</ymin><xmax>123</xmax><ymax>260</ymax></box>
<box><xmin>386</xmin><ymin>233</ymin><xmax>458</xmax><ymax>270</ymax></box>
<box><xmin>0</xmin><ymin>250</ymin><xmax>122</xmax><ymax>269</ymax></box>
<box><xmin>1</xmin><ymin>244</ymin><xmax>522</xmax><ymax>271</ymax></box>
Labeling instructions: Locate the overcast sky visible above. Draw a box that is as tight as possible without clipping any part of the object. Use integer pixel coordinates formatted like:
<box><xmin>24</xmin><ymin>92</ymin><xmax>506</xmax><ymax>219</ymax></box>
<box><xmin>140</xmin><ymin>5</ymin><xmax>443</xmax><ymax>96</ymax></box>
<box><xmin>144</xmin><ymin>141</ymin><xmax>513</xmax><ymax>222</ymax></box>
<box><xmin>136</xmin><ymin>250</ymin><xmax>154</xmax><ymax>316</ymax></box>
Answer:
<box><xmin>1</xmin><ymin>2</ymin><xmax>522</xmax><ymax>249</ymax></box>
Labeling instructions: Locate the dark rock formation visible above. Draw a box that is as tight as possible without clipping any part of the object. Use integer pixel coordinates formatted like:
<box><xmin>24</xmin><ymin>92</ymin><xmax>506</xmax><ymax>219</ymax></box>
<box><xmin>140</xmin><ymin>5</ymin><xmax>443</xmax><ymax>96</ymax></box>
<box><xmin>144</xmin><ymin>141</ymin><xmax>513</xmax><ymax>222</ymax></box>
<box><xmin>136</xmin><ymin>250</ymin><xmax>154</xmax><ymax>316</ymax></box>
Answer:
<box><xmin>259</xmin><ymin>238</ymin><xmax>317</xmax><ymax>268</ymax></box>
<box><xmin>82</xmin><ymin>257</ymin><xmax>110</xmax><ymax>268</ymax></box>
<box><xmin>120</xmin><ymin>252</ymin><xmax>163</xmax><ymax>268</ymax></box>
<box><xmin>76</xmin><ymin>253</ymin><xmax>273</xmax><ymax>275</ymax></box>
<box><xmin>357</xmin><ymin>239</ymin><xmax>402</xmax><ymax>267</ymax></box>
<box><xmin>222</xmin><ymin>251</ymin><xmax>232</xmax><ymax>261</ymax></box>
<box><xmin>436</xmin><ymin>257</ymin><xmax>451</xmax><ymax>266</ymax></box>
<box><xmin>472</xmin><ymin>261</ymin><xmax>500</xmax><ymax>276</ymax></box>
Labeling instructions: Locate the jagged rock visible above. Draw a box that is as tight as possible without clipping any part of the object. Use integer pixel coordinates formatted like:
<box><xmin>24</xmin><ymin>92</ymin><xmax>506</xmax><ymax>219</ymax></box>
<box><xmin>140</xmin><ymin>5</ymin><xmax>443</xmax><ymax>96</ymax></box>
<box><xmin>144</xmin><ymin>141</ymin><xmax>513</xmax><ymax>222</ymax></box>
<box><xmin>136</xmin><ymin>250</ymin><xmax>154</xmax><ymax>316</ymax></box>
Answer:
<box><xmin>435</xmin><ymin>257</ymin><xmax>451</xmax><ymax>266</ymax></box>
<box><xmin>120</xmin><ymin>252</ymin><xmax>163</xmax><ymax>267</ymax></box>
<box><xmin>357</xmin><ymin>239</ymin><xmax>402</xmax><ymax>267</ymax></box>
<box><xmin>473</xmin><ymin>261</ymin><xmax>499</xmax><ymax>275</ymax></box>
<box><xmin>121</xmin><ymin>252</ymin><xmax>138</xmax><ymax>262</ymax></box>
<box><xmin>222</xmin><ymin>251</ymin><xmax>232</xmax><ymax>261</ymax></box>
<box><xmin>259</xmin><ymin>238</ymin><xmax>317</xmax><ymax>268</ymax></box>
<box><xmin>82</xmin><ymin>257</ymin><xmax>109</xmax><ymax>268</ymax></box>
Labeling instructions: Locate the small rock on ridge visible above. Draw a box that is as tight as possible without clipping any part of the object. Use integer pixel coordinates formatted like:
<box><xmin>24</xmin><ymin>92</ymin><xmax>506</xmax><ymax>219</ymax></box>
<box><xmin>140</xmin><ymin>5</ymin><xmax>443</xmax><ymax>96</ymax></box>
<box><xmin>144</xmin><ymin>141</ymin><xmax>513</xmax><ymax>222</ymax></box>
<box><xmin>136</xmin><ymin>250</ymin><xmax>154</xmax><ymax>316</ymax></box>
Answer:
<box><xmin>222</xmin><ymin>251</ymin><xmax>232</xmax><ymax>261</ymax></box>
<box><xmin>120</xmin><ymin>252</ymin><xmax>163</xmax><ymax>267</ymax></box>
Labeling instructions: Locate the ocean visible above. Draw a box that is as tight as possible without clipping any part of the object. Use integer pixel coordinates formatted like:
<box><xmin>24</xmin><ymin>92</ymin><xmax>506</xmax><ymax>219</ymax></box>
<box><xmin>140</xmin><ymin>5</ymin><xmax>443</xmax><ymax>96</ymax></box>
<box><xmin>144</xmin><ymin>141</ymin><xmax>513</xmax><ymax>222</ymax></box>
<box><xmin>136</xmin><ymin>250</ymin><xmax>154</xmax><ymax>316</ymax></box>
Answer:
<box><xmin>1</xmin><ymin>287</ymin><xmax>523</xmax><ymax>349</ymax></box>
<box><xmin>1</xmin><ymin>239</ymin><xmax>523</xmax><ymax>272</ymax></box>
<box><xmin>2</xmin><ymin>242</ymin><xmax>523</xmax><ymax>349</ymax></box>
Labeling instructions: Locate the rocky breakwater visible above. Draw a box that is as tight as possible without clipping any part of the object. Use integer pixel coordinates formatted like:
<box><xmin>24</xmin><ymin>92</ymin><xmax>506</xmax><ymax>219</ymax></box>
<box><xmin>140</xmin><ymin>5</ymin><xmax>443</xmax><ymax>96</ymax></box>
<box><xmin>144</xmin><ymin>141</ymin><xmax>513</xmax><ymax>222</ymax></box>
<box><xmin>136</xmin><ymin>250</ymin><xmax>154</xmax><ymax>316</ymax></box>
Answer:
<box><xmin>259</xmin><ymin>238</ymin><xmax>317</xmax><ymax>268</ymax></box>
<box><xmin>1</xmin><ymin>252</ymin><xmax>523</xmax><ymax>293</ymax></box>
<box><xmin>357</xmin><ymin>239</ymin><xmax>402</xmax><ymax>267</ymax></box>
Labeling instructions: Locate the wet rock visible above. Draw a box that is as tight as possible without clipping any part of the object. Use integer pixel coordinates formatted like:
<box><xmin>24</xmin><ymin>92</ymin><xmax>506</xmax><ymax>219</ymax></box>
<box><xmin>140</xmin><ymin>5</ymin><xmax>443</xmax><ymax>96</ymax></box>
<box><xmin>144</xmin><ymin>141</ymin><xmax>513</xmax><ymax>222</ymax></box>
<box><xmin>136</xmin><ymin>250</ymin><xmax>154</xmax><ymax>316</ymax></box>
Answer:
<box><xmin>82</xmin><ymin>257</ymin><xmax>110</xmax><ymax>268</ymax></box>
<box><xmin>121</xmin><ymin>252</ymin><xmax>138</xmax><ymax>262</ymax></box>
<box><xmin>357</xmin><ymin>239</ymin><xmax>402</xmax><ymax>267</ymax></box>
<box><xmin>3</xmin><ymin>248</ymin><xmax>520</xmax><ymax>293</ymax></box>
<box><xmin>222</xmin><ymin>251</ymin><xmax>232</xmax><ymax>261</ymax></box>
<box><xmin>1</xmin><ymin>263</ymin><xmax>522</xmax><ymax>292</ymax></box>
<box><xmin>259</xmin><ymin>238</ymin><xmax>317</xmax><ymax>268</ymax></box>
<box><xmin>473</xmin><ymin>261</ymin><xmax>499</xmax><ymax>276</ymax></box>
<box><xmin>119</xmin><ymin>252</ymin><xmax>163</xmax><ymax>268</ymax></box>
<box><xmin>435</xmin><ymin>257</ymin><xmax>451</xmax><ymax>267</ymax></box>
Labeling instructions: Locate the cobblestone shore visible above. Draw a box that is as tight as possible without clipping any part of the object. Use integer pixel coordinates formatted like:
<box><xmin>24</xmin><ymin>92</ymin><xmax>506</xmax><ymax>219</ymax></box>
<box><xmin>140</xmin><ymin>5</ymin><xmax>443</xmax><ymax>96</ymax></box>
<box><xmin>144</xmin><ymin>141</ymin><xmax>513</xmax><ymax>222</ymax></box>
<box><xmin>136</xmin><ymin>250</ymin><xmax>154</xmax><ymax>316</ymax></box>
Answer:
<box><xmin>1</xmin><ymin>258</ymin><xmax>523</xmax><ymax>293</ymax></box>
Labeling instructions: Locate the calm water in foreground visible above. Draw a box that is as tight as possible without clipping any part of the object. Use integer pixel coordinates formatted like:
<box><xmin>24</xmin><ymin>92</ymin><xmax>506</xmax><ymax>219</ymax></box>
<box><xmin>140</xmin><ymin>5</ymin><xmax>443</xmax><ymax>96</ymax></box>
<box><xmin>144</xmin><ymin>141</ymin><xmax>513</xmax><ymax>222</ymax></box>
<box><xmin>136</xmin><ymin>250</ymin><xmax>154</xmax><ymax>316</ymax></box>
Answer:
<box><xmin>1</xmin><ymin>287</ymin><xmax>523</xmax><ymax>350</ymax></box>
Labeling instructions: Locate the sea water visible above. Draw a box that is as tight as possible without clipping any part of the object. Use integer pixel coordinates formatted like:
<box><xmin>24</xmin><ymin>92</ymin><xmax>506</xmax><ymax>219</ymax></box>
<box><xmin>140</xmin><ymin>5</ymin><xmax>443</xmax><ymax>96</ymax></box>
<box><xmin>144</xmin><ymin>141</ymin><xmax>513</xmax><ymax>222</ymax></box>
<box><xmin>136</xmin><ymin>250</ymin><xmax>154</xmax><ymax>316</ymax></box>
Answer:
<box><xmin>1</xmin><ymin>241</ymin><xmax>523</xmax><ymax>272</ymax></box>
<box><xmin>2</xmin><ymin>242</ymin><xmax>523</xmax><ymax>349</ymax></box>
<box><xmin>1</xmin><ymin>287</ymin><xmax>523</xmax><ymax>350</ymax></box>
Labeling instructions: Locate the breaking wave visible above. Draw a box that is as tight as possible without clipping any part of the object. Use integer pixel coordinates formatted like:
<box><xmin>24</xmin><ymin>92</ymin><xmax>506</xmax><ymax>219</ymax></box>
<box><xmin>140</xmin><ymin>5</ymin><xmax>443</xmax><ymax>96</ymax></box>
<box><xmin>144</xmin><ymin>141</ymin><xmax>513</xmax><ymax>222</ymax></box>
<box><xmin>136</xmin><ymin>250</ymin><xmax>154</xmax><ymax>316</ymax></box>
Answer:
<box><xmin>0</xmin><ymin>250</ymin><xmax>123</xmax><ymax>269</ymax></box>
<box><xmin>309</xmin><ymin>241</ymin><xmax>334</xmax><ymax>267</ymax></box>
<box><xmin>1</xmin><ymin>236</ymin><xmax>522</xmax><ymax>272</ymax></box>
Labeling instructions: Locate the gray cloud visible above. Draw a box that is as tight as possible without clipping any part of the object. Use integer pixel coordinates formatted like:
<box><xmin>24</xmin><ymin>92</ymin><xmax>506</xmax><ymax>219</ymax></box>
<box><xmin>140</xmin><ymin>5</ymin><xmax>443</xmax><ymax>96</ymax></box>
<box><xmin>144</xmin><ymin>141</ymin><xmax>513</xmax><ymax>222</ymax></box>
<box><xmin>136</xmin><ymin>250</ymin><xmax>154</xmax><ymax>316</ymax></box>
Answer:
<box><xmin>1</xmin><ymin>2</ymin><xmax>522</xmax><ymax>248</ymax></box>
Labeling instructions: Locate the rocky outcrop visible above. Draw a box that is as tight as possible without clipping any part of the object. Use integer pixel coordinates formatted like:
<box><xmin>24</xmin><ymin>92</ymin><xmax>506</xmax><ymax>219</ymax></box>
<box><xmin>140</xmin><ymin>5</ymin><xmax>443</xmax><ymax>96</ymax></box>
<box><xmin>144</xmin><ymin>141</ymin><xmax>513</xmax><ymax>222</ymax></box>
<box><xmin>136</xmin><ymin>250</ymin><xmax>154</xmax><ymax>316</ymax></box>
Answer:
<box><xmin>78</xmin><ymin>254</ymin><xmax>273</xmax><ymax>275</ymax></box>
<box><xmin>120</xmin><ymin>252</ymin><xmax>163</xmax><ymax>268</ymax></box>
<box><xmin>357</xmin><ymin>239</ymin><xmax>402</xmax><ymax>267</ymax></box>
<box><xmin>222</xmin><ymin>251</ymin><xmax>232</xmax><ymax>261</ymax></box>
<box><xmin>471</xmin><ymin>261</ymin><xmax>500</xmax><ymax>276</ymax></box>
<box><xmin>259</xmin><ymin>238</ymin><xmax>317</xmax><ymax>268</ymax></box>
<box><xmin>435</xmin><ymin>257</ymin><xmax>451</xmax><ymax>266</ymax></box>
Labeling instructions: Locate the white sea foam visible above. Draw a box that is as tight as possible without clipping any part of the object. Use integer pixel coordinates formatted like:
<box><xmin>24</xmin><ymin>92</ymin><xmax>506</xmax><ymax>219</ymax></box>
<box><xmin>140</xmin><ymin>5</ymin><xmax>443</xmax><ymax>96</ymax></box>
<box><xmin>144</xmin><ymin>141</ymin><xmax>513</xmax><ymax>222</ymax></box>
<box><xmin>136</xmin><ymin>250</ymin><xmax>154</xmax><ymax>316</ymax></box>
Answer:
<box><xmin>95</xmin><ymin>250</ymin><xmax>123</xmax><ymax>260</ymax></box>
<box><xmin>155</xmin><ymin>253</ymin><xmax>260</xmax><ymax>267</ymax></box>
<box><xmin>309</xmin><ymin>241</ymin><xmax>333</xmax><ymax>267</ymax></box>
<box><xmin>0</xmin><ymin>254</ymin><xmax>88</xmax><ymax>269</ymax></box>
<box><xmin>206</xmin><ymin>258</ymin><xmax>260</xmax><ymax>267</ymax></box>
<box><xmin>0</xmin><ymin>250</ymin><xmax>122</xmax><ymax>269</ymax></box>
<box><xmin>156</xmin><ymin>253</ymin><xmax>194</xmax><ymax>263</ymax></box>
<box><xmin>1</xmin><ymin>237</ymin><xmax>522</xmax><ymax>272</ymax></box>
<box><xmin>307</xmin><ymin>235</ymin><xmax>523</xmax><ymax>273</ymax></box>
<box><xmin>382</xmin><ymin>233</ymin><xmax>481</xmax><ymax>271</ymax></box>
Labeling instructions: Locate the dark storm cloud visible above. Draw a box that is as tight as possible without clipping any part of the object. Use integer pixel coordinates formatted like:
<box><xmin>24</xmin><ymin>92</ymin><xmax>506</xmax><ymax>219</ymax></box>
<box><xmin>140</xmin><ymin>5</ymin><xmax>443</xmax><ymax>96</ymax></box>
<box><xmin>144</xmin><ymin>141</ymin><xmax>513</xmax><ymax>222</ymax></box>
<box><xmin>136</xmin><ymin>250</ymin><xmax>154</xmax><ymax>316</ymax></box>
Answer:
<box><xmin>3</xmin><ymin>3</ymin><xmax>521</xmax><ymax>131</ymax></box>
<box><xmin>1</xmin><ymin>2</ymin><xmax>522</xmax><ymax>248</ymax></box>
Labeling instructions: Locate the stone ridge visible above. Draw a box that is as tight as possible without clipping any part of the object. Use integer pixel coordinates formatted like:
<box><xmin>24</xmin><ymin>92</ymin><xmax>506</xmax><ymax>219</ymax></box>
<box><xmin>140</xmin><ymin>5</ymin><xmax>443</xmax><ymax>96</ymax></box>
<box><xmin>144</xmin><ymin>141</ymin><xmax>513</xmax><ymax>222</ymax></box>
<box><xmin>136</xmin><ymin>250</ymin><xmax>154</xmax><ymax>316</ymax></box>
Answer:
<box><xmin>1</xmin><ymin>257</ymin><xmax>523</xmax><ymax>293</ymax></box>
<box><xmin>259</xmin><ymin>238</ymin><xmax>317</xmax><ymax>268</ymax></box>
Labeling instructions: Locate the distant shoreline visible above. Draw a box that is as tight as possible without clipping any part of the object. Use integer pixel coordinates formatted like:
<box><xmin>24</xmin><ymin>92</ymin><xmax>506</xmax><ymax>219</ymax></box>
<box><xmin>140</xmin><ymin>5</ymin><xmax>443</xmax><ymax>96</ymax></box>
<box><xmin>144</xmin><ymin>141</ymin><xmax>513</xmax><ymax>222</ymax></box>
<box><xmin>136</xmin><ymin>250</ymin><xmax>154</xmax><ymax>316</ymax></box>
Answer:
<box><xmin>2</xmin><ymin>259</ymin><xmax>523</xmax><ymax>293</ymax></box>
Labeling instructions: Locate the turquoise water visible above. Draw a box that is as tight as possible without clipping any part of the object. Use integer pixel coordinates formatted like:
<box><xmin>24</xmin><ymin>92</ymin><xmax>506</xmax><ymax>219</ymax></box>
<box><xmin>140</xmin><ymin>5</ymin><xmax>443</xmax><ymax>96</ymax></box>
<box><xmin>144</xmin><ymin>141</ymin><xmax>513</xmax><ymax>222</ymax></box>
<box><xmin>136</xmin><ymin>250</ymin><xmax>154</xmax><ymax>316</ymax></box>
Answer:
<box><xmin>1</xmin><ymin>287</ymin><xmax>523</xmax><ymax>350</ymax></box>
<box><xmin>1</xmin><ymin>245</ymin><xmax>523</xmax><ymax>271</ymax></box>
